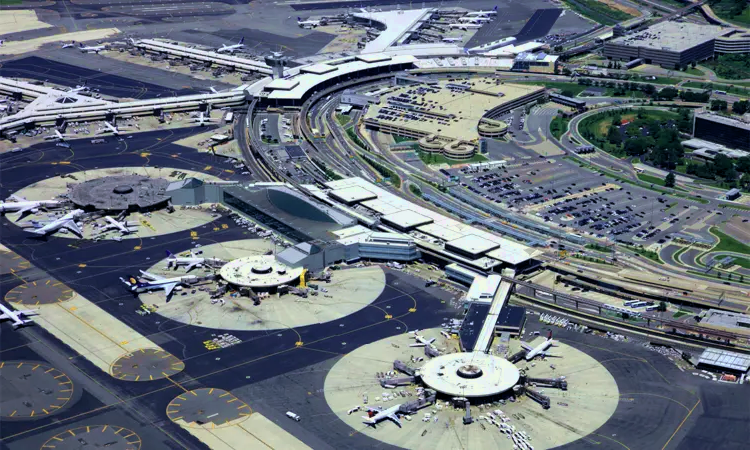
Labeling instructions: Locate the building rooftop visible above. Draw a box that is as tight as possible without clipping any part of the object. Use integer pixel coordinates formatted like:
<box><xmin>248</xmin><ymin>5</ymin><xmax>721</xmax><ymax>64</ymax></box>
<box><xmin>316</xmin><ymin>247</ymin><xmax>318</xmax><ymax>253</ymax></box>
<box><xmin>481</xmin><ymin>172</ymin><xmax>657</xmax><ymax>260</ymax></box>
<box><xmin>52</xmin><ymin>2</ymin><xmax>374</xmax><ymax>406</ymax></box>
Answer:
<box><xmin>696</xmin><ymin>110</ymin><xmax>750</xmax><ymax>130</ymax></box>
<box><xmin>447</xmin><ymin>234</ymin><xmax>501</xmax><ymax>257</ymax></box>
<box><xmin>382</xmin><ymin>209</ymin><xmax>434</xmax><ymax>230</ymax></box>
<box><xmin>698</xmin><ymin>347</ymin><xmax>750</xmax><ymax>373</ymax></box>
<box><xmin>608</xmin><ymin>21</ymin><xmax>732</xmax><ymax>53</ymax></box>
<box><xmin>220</xmin><ymin>255</ymin><xmax>304</xmax><ymax>288</ymax></box>
<box><xmin>352</xmin><ymin>8</ymin><xmax>434</xmax><ymax>54</ymax></box>
<box><xmin>328</xmin><ymin>185</ymin><xmax>378</xmax><ymax>204</ymax></box>
<box><xmin>363</xmin><ymin>78</ymin><xmax>543</xmax><ymax>143</ymax></box>
<box><xmin>418</xmin><ymin>352</ymin><xmax>520</xmax><ymax>398</ymax></box>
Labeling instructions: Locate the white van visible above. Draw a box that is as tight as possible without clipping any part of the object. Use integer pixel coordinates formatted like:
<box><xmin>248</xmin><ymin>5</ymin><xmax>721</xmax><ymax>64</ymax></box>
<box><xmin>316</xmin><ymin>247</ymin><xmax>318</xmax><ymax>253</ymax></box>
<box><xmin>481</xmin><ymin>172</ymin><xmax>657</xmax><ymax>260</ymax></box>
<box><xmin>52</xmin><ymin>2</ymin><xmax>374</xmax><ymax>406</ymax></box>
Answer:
<box><xmin>286</xmin><ymin>411</ymin><xmax>300</xmax><ymax>422</ymax></box>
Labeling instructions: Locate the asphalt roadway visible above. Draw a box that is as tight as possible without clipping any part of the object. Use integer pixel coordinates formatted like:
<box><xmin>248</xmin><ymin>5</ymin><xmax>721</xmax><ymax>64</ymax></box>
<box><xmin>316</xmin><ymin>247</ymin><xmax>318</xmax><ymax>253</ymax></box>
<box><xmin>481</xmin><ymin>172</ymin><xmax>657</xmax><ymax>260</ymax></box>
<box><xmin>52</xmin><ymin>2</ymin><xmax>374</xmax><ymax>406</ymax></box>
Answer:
<box><xmin>0</xmin><ymin>56</ymin><xmax>201</xmax><ymax>99</ymax></box>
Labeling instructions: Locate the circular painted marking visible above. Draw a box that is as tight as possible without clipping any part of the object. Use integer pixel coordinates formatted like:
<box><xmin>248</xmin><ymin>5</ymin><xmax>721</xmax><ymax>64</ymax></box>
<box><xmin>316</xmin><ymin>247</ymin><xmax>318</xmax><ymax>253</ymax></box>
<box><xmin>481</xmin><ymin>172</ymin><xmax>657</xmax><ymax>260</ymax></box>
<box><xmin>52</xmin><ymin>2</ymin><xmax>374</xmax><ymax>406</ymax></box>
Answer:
<box><xmin>110</xmin><ymin>348</ymin><xmax>184</xmax><ymax>381</ymax></box>
<box><xmin>0</xmin><ymin>361</ymin><xmax>74</xmax><ymax>419</ymax></box>
<box><xmin>166</xmin><ymin>388</ymin><xmax>251</xmax><ymax>428</ymax></box>
<box><xmin>41</xmin><ymin>425</ymin><xmax>141</xmax><ymax>450</ymax></box>
<box><xmin>5</xmin><ymin>280</ymin><xmax>75</xmax><ymax>306</ymax></box>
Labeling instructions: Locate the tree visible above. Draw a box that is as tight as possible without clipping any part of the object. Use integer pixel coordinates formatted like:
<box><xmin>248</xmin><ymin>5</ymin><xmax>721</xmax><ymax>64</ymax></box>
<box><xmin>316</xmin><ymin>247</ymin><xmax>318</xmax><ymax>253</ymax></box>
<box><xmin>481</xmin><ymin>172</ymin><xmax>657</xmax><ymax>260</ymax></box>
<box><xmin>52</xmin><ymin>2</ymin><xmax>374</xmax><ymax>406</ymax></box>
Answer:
<box><xmin>657</xmin><ymin>301</ymin><xmax>668</xmax><ymax>312</ymax></box>
<box><xmin>607</xmin><ymin>125</ymin><xmax>622</xmax><ymax>145</ymax></box>
<box><xmin>741</xmin><ymin>172</ymin><xmax>750</xmax><ymax>191</ymax></box>
<box><xmin>733</xmin><ymin>100</ymin><xmax>750</xmax><ymax>115</ymax></box>
<box><xmin>710</xmin><ymin>99</ymin><xmax>728</xmax><ymax>111</ymax></box>
<box><xmin>657</xmin><ymin>87</ymin><xmax>678</xmax><ymax>101</ymax></box>
<box><xmin>665</xmin><ymin>172</ymin><xmax>676</xmax><ymax>188</ymax></box>
<box><xmin>714</xmin><ymin>154</ymin><xmax>735</xmax><ymax>178</ymax></box>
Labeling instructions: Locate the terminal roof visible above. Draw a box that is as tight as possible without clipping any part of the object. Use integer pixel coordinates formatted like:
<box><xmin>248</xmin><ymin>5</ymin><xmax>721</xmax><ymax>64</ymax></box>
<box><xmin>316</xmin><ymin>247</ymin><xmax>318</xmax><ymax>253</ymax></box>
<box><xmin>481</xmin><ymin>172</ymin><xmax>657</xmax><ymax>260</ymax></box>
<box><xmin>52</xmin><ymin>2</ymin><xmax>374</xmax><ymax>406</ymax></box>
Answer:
<box><xmin>608</xmin><ymin>21</ymin><xmax>731</xmax><ymax>53</ymax></box>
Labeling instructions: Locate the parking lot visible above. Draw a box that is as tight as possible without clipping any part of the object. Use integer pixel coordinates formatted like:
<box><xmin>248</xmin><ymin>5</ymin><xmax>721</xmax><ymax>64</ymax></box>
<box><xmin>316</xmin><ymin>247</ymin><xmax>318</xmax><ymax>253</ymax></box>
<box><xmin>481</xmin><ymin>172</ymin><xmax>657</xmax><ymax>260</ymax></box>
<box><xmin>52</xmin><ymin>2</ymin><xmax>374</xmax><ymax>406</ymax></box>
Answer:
<box><xmin>449</xmin><ymin>156</ymin><xmax>715</xmax><ymax>245</ymax></box>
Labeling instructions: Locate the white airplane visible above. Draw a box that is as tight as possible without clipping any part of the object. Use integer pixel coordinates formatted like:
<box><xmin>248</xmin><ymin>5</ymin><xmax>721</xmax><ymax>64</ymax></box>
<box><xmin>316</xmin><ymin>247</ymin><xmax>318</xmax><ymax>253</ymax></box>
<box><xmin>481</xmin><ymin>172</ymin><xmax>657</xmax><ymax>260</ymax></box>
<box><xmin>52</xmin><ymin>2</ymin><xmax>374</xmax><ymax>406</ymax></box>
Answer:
<box><xmin>466</xmin><ymin>6</ymin><xmax>498</xmax><ymax>16</ymax></box>
<box><xmin>26</xmin><ymin>209</ymin><xmax>84</xmax><ymax>237</ymax></box>
<box><xmin>97</xmin><ymin>121</ymin><xmax>130</xmax><ymax>136</ymax></box>
<box><xmin>120</xmin><ymin>270</ymin><xmax>197</xmax><ymax>300</ymax></box>
<box><xmin>362</xmin><ymin>404</ymin><xmax>403</xmax><ymax>428</ymax></box>
<box><xmin>0</xmin><ymin>303</ymin><xmax>38</xmax><ymax>329</ymax></box>
<box><xmin>442</xmin><ymin>37</ymin><xmax>463</xmax><ymax>43</ymax></box>
<box><xmin>0</xmin><ymin>195</ymin><xmax>62</xmax><ymax>220</ymax></box>
<box><xmin>99</xmin><ymin>215</ymin><xmax>138</xmax><ymax>235</ymax></box>
<box><xmin>216</xmin><ymin>37</ymin><xmax>245</xmax><ymax>53</ymax></box>
<box><xmin>409</xmin><ymin>330</ymin><xmax>436</xmax><ymax>348</ymax></box>
<box><xmin>65</xmin><ymin>85</ymin><xmax>87</xmax><ymax>94</ymax></box>
<box><xmin>192</xmin><ymin>112</ymin><xmax>216</xmax><ymax>126</ymax></box>
<box><xmin>165</xmin><ymin>250</ymin><xmax>224</xmax><ymax>272</ymax></box>
<box><xmin>62</xmin><ymin>41</ymin><xmax>76</xmax><ymax>49</ymax></box>
<box><xmin>448</xmin><ymin>23</ymin><xmax>483</xmax><ymax>30</ymax></box>
<box><xmin>43</xmin><ymin>129</ymin><xmax>74</xmax><ymax>141</ymax></box>
<box><xmin>79</xmin><ymin>42</ymin><xmax>106</xmax><ymax>53</ymax></box>
<box><xmin>521</xmin><ymin>331</ymin><xmax>560</xmax><ymax>360</ymax></box>
<box><xmin>297</xmin><ymin>17</ymin><xmax>324</xmax><ymax>28</ymax></box>
<box><xmin>459</xmin><ymin>16</ymin><xmax>492</xmax><ymax>23</ymax></box>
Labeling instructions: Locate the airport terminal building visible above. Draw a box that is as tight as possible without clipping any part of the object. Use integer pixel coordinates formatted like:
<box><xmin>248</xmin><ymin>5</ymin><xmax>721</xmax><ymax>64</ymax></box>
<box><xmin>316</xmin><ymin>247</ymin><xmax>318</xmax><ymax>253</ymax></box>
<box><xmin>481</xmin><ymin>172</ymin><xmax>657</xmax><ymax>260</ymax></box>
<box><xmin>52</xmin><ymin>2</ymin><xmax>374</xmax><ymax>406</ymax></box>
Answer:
<box><xmin>693</xmin><ymin>111</ymin><xmax>750</xmax><ymax>152</ymax></box>
<box><xmin>603</xmin><ymin>22</ymin><xmax>733</xmax><ymax>68</ymax></box>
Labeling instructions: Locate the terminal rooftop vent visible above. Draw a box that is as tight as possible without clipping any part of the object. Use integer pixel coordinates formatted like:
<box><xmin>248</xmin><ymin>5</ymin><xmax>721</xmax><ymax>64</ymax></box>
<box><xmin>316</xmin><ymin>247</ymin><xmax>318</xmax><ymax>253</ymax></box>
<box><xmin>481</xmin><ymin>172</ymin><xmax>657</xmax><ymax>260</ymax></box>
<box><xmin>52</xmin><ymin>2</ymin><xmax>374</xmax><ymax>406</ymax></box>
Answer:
<box><xmin>56</xmin><ymin>96</ymin><xmax>78</xmax><ymax>104</ymax></box>
<box><xmin>113</xmin><ymin>185</ymin><xmax>134</xmax><ymax>194</ymax></box>
<box><xmin>457</xmin><ymin>364</ymin><xmax>483</xmax><ymax>379</ymax></box>
<box><xmin>251</xmin><ymin>265</ymin><xmax>273</xmax><ymax>275</ymax></box>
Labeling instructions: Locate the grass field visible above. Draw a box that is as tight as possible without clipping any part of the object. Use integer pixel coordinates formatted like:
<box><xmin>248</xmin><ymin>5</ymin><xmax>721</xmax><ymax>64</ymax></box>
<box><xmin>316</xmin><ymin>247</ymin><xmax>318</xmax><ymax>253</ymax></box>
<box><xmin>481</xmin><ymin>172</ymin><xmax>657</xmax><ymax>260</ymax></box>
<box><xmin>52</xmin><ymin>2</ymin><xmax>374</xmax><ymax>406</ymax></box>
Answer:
<box><xmin>637</xmin><ymin>172</ymin><xmax>667</xmax><ymax>186</ymax></box>
<box><xmin>710</xmin><ymin>227</ymin><xmax>750</xmax><ymax>256</ymax></box>
<box><xmin>684</xmin><ymin>67</ymin><xmax>704</xmax><ymax>76</ymax></box>
<box><xmin>579</xmin><ymin>109</ymin><xmax>680</xmax><ymax>144</ymax></box>
<box><xmin>417</xmin><ymin>150</ymin><xmax>487</xmax><ymax>165</ymax></box>
<box><xmin>335</xmin><ymin>114</ymin><xmax>350</xmax><ymax>126</ymax></box>
<box><xmin>643</xmin><ymin>76</ymin><xmax>682</xmax><ymax>85</ymax></box>
<box><xmin>516</xmin><ymin>81</ymin><xmax>588</xmax><ymax>96</ymax></box>
<box><xmin>562</xmin><ymin>0</ymin><xmax>635</xmax><ymax>25</ymax></box>
<box><xmin>549</xmin><ymin>116</ymin><xmax>570</xmax><ymax>140</ymax></box>
<box><xmin>393</xmin><ymin>135</ymin><xmax>413</xmax><ymax>143</ymax></box>
<box><xmin>718</xmin><ymin>203</ymin><xmax>750</xmax><ymax>211</ymax></box>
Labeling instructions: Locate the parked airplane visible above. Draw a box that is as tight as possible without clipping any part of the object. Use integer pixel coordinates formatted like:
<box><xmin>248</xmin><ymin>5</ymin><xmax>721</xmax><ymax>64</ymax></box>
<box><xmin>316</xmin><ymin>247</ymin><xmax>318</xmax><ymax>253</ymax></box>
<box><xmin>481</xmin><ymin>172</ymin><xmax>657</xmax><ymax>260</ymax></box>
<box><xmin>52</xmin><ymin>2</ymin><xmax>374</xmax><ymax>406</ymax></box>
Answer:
<box><xmin>362</xmin><ymin>404</ymin><xmax>403</xmax><ymax>428</ymax></box>
<box><xmin>79</xmin><ymin>42</ymin><xmax>106</xmax><ymax>53</ymax></box>
<box><xmin>99</xmin><ymin>215</ymin><xmax>138</xmax><ymax>235</ymax></box>
<box><xmin>62</xmin><ymin>41</ymin><xmax>76</xmax><ymax>49</ymax></box>
<box><xmin>448</xmin><ymin>23</ymin><xmax>483</xmax><ymax>30</ymax></box>
<box><xmin>192</xmin><ymin>112</ymin><xmax>216</xmax><ymax>126</ymax></box>
<box><xmin>409</xmin><ymin>330</ymin><xmax>436</xmax><ymax>348</ymax></box>
<box><xmin>120</xmin><ymin>270</ymin><xmax>197</xmax><ymax>300</ymax></box>
<box><xmin>521</xmin><ymin>331</ymin><xmax>560</xmax><ymax>360</ymax></box>
<box><xmin>0</xmin><ymin>303</ymin><xmax>38</xmax><ymax>329</ymax></box>
<box><xmin>26</xmin><ymin>209</ymin><xmax>84</xmax><ymax>237</ymax></box>
<box><xmin>465</xmin><ymin>6</ymin><xmax>498</xmax><ymax>16</ymax></box>
<box><xmin>459</xmin><ymin>16</ymin><xmax>492</xmax><ymax>23</ymax></box>
<box><xmin>65</xmin><ymin>84</ymin><xmax>88</xmax><ymax>94</ymax></box>
<box><xmin>96</xmin><ymin>121</ymin><xmax>130</xmax><ymax>136</ymax></box>
<box><xmin>165</xmin><ymin>250</ymin><xmax>224</xmax><ymax>272</ymax></box>
<box><xmin>0</xmin><ymin>195</ymin><xmax>62</xmax><ymax>220</ymax></box>
<box><xmin>297</xmin><ymin>17</ymin><xmax>325</xmax><ymax>28</ymax></box>
<box><xmin>43</xmin><ymin>129</ymin><xmax>74</xmax><ymax>141</ymax></box>
<box><xmin>442</xmin><ymin>37</ymin><xmax>463</xmax><ymax>43</ymax></box>
<box><xmin>216</xmin><ymin>37</ymin><xmax>245</xmax><ymax>53</ymax></box>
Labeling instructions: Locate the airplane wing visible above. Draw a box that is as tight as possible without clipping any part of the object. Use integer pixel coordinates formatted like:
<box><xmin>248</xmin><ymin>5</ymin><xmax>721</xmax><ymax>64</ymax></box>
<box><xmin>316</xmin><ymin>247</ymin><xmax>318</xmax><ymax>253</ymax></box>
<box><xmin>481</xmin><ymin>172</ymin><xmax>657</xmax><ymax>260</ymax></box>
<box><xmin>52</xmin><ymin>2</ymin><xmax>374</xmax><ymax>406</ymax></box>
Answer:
<box><xmin>0</xmin><ymin>313</ymin><xmax>9</xmax><ymax>320</ymax></box>
<box><xmin>139</xmin><ymin>270</ymin><xmax>164</xmax><ymax>281</ymax></box>
<box><xmin>388</xmin><ymin>414</ymin><xmax>402</xmax><ymax>428</ymax></box>
<box><xmin>540</xmin><ymin>352</ymin><xmax>562</xmax><ymax>358</ymax></box>
<box><xmin>9</xmin><ymin>194</ymin><xmax>27</xmax><ymax>202</ymax></box>
<box><xmin>427</xmin><ymin>338</ymin><xmax>436</xmax><ymax>344</ymax></box>
<box><xmin>163</xmin><ymin>282</ymin><xmax>178</xmax><ymax>298</ymax></box>
<box><xmin>17</xmin><ymin>309</ymin><xmax>39</xmax><ymax>316</ymax></box>
<box><xmin>62</xmin><ymin>220</ymin><xmax>83</xmax><ymax>237</ymax></box>
<box><xmin>185</xmin><ymin>263</ymin><xmax>200</xmax><ymax>272</ymax></box>
<box><xmin>409</xmin><ymin>343</ymin><xmax>426</xmax><ymax>347</ymax></box>
<box><xmin>520</xmin><ymin>341</ymin><xmax>533</xmax><ymax>351</ymax></box>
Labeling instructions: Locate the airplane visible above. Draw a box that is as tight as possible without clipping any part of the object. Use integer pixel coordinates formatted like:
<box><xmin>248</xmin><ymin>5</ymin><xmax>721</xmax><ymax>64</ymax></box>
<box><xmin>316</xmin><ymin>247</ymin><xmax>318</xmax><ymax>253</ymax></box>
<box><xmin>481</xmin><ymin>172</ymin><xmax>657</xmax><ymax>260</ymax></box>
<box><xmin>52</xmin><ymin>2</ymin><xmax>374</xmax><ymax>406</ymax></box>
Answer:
<box><xmin>66</xmin><ymin>84</ymin><xmax>87</xmax><ymax>94</ymax></box>
<box><xmin>120</xmin><ymin>270</ymin><xmax>198</xmax><ymax>300</ymax></box>
<box><xmin>465</xmin><ymin>6</ymin><xmax>498</xmax><ymax>17</ymax></box>
<box><xmin>448</xmin><ymin>23</ymin><xmax>483</xmax><ymax>30</ymax></box>
<box><xmin>99</xmin><ymin>215</ymin><xmax>138</xmax><ymax>235</ymax></box>
<box><xmin>521</xmin><ymin>331</ymin><xmax>560</xmax><ymax>360</ymax></box>
<box><xmin>165</xmin><ymin>250</ymin><xmax>224</xmax><ymax>272</ymax></box>
<box><xmin>458</xmin><ymin>16</ymin><xmax>492</xmax><ymax>23</ymax></box>
<box><xmin>79</xmin><ymin>42</ymin><xmax>106</xmax><ymax>53</ymax></box>
<box><xmin>192</xmin><ymin>112</ymin><xmax>216</xmax><ymax>126</ymax></box>
<box><xmin>26</xmin><ymin>209</ymin><xmax>84</xmax><ymax>237</ymax></box>
<box><xmin>62</xmin><ymin>41</ymin><xmax>76</xmax><ymax>49</ymax></box>
<box><xmin>0</xmin><ymin>195</ymin><xmax>62</xmax><ymax>221</ymax></box>
<box><xmin>442</xmin><ymin>37</ymin><xmax>463</xmax><ymax>43</ymax></box>
<box><xmin>96</xmin><ymin>121</ymin><xmax>130</xmax><ymax>136</ymax></box>
<box><xmin>43</xmin><ymin>129</ymin><xmax>74</xmax><ymax>142</ymax></box>
<box><xmin>297</xmin><ymin>17</ymin><xmax>325</xmax><ymax>28</ymax></box>
<box><xmin>0</xmin><ymin>303</ymin><xmax>38</xmax><ymax>329</ymax></box>
<box><xmin>362</xmin><ymin>404</ymin><xmax>404</xmax><ymax>428</ymax></box>
<box><xmin>216</xmin><ymin>37</ymin><xmax>245</xmax><ymax>53</ymax></box>
<box><xmin>409</xmin><ymin>330</ymin><xmax>436</xmax><ymax>348</ymax></box>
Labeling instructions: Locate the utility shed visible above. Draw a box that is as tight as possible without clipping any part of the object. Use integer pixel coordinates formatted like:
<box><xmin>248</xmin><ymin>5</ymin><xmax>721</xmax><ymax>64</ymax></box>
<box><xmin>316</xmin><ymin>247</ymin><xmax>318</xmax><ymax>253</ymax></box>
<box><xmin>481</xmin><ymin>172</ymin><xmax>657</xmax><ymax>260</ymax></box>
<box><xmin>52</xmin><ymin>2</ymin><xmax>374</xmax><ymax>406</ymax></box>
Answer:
<box><xmin>697</xmin><ymin>348</ymin><xmax>750</xmax><ymax>375</ymax></box>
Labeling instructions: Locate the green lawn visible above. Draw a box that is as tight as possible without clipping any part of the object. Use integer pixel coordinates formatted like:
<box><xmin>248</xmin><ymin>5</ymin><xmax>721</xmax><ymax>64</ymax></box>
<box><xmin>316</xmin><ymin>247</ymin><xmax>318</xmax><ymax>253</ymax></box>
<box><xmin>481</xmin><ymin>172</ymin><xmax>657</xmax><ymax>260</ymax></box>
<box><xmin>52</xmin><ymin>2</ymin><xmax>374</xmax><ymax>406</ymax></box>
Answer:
<box><xmin>606</xmin><ymin>88</ymin><xmax>647</xmax><ymax>98</ymax></box>
<box><xmin>672</xmin><ymin>245</ymin><xmax>690</xmax><ymax>264</ymax></box>
<box><xmin>549</xmin><ymin>116</ymin><xmax>570</xmax><ymax>140</ymax></box>
<box><xmin>710</xmin><ymin>227</ymin><xmax>750</xmax><ymax>256</ymax></box>
<box><xmin>562</xmin><ymin>0</ymin><xmax>635</xmax><ymax>25</ymax></box>
<box><xmin>416</xmin><ymin>150</ymin><xmax>487</xmax><ymax>165</ymax></box>
<box><xmin>637</xmin><ymin>172</ymin><xmax>668</xmax><ymax>186</ymax></box>
<box><xmin>393</xmin><ymin>135</ymin><xmax>413</xmax><ymax>143</ymax></box>
<box><xmin>335</xmin><ymin>114</ymin><xmax>350</xmax><ymax>126</ymax></box>
<box><xmin>515</xmin><ymin>81</ymin><xmax>588</xmax><ymax>96</ymax></box>
<box><xmin>672</xmin><ymin>311</ymin><xmax>690</xmax><ymax>319</ymax></box>
<box><xmin>624</xmin><ymin>245</ymin><xmax>664</xmax><ymax>264</ymax></box>
<box><xmin>345</xmin><ymin>127</ymin><xmax>367</xmax><ymax>150</ymax></box>
<box><xmin>682</xmin><ymin>81</ymin><xmax>750</xmax><ymax>97</ymax></box>
<box><xmin>719</xmin><ymin>203</ymin><xmax>750</xmax><ymax>211</ymax></box>
<box><xmin>684</xmin><ymin>67</ymin><xmax>704</xmax><ymax>76</ymax></box>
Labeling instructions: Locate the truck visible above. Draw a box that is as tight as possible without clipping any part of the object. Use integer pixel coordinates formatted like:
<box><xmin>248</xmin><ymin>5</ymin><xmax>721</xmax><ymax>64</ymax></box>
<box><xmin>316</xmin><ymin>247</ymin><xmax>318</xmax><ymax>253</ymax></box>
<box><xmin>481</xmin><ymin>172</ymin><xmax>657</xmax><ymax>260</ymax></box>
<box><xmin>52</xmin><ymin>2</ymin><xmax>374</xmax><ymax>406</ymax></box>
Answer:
<box><xmin>286</xmin><ymin>411</ymin><xmax>301</xmax><ymax>421</ymax></box>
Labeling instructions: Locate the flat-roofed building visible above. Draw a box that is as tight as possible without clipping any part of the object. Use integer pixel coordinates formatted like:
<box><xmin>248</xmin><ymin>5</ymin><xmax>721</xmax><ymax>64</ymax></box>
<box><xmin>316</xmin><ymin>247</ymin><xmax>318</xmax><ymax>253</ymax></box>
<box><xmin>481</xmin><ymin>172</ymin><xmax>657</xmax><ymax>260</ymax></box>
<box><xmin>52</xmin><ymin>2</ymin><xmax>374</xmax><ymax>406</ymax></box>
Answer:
<box><xmin>604</xmin><ymin>22</ymin><xmax>733</xmax><ymax>69</ymax></box>
<box><xmin>381</xmin><ymin>209</ymin><xmax>434</xmax><ymax>231</ymax></box>
<box><xmin>333</xmin><ymin>225</ymin><xmax>421</xmax><ymax>262</ymax></box>
<box><xmin>693</xmin><ymin>110</ymin><xmax>750</xmax><ymax>152</ymax></box>
<box><xmin>446</xmin><ymin>234</ymin><xmax>500</xmax><ymax>259</ymax></box>
<box><xmin>697</xmin><ymin>348</ymin><xmax>750</xmax><ymax>375</ymax></box>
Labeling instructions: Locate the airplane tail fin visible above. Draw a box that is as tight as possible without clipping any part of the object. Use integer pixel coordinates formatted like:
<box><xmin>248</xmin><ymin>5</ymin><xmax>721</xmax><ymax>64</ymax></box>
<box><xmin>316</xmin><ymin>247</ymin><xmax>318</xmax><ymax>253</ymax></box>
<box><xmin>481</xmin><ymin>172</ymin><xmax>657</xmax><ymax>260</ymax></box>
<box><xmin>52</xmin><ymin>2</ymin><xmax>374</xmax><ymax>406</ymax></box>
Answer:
<box><xmin>494</xmin><ymin>5</ymin><xmax>498</xmax><ymax>10</ymax></box>
<box><xmin>548</xmin><ymin>330</ymin><xmax>553</xmax><ymax>340</ymax></box>
<box><xmin>239</xmin><ymin>37</ymin><xmax>244</xmax><ymax>44</ymax></box>
<box><xmin>166</xmin><ymin>250</ymin><xmax>174</xmax><ymax>258</ymax></box>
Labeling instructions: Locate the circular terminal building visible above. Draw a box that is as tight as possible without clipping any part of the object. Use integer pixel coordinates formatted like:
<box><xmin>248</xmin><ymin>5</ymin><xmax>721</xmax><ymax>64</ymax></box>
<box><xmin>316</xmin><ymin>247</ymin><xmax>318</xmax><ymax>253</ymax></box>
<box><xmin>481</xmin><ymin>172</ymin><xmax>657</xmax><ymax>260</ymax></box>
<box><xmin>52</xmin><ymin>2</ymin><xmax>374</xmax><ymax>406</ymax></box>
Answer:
<box><xmin>418</xmin><ymin>352</ymin><xmax>520</xmax><ymax>398</ymax></box>
<box><xmin>219</xmin><ymin>255</ymin><xmax>304</xmax><ymax>290</ymax></box>
<box><xmin>69</xmin><ymin>175</ymin><xmax>170</xmax><ymax>211</ymax></box>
